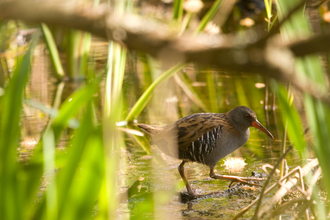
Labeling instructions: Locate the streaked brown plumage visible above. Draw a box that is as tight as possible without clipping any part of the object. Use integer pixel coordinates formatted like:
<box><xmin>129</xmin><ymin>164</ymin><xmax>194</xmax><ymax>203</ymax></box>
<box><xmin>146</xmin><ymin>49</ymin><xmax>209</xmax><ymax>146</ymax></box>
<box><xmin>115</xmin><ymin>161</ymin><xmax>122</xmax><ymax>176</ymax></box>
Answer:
<box><xmin>138</xmin><ymin>106</ymin><xmax>274</xmax><ymax>197</ymax></box>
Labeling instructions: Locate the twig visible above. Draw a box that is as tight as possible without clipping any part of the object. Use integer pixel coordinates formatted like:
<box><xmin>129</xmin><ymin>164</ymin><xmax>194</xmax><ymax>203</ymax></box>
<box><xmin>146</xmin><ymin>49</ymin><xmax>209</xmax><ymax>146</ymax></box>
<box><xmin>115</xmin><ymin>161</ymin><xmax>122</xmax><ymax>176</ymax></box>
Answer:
<box><xmin>292</xmin><ymin>200</ymin><xmax>312</xmax><ymax>220</ymax></box>
<box><xmin>257</xmin><ymin>0</ymin><xmax>307</xmax><ymax>47</ymax></box>
<box><xmin>305</xmin><ymin>167</ymin><xmax>321</xmax><ymax>200</ymax></box>
<box><xmin>309</xmin><ymin>0</ymin><xmax>329</xmax><ymax>8</ymax></box>
<box><xmin>252</xmin><ymin>146</ymin><xmax>293</xmax><ymax>220</ymax></box>
<box><xmin>268</xmin><ymin>197</ymin><xmax>309</xmax><ymax>219</ymax></box>
<box><xmin>232</xmin><ymin>158</ymin><xmax>318</xmax><ymax>220</ymax></box>
<box><xmin>231</xmin><ymin>182</ymin><xmax>278</xmax><ymax>220</ymax></box>
<box><xmin>232</xmin><ymin>146</ymin><xmax>292</xmax><ymax>220</ymax></box>
<box><xmin>257</xmin><ymin>158</ymin><xmax>319</xmax><ymax>218</ymax></box>
<box><xmin>261</xmin><ymin>164</ymin><xmax>279</xmax><ymax>176</ymax></box>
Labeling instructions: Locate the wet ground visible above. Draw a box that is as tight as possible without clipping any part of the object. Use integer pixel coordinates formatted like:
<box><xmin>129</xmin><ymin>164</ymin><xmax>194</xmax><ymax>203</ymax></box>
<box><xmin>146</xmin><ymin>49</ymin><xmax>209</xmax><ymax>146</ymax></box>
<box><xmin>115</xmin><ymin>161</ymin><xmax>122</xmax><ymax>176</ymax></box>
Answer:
<box><xmin>9</xmin><ymin>37</ymin><xmax>310</xmax><ymax>219</ymax></box>
<box><xmin>118</xmin><ymin>131</ymin><xmax>305</xmax><ymax>219</ymax></box>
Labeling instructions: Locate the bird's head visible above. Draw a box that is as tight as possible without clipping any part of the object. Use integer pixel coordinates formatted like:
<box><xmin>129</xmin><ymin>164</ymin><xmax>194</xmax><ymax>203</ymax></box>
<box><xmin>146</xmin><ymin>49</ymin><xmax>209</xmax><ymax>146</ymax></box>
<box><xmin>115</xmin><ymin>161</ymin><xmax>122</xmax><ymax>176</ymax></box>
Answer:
<box><xmin>229</xmin><ymin>106</ymin><xmax>274</xmax><ymax>139</ymax></box>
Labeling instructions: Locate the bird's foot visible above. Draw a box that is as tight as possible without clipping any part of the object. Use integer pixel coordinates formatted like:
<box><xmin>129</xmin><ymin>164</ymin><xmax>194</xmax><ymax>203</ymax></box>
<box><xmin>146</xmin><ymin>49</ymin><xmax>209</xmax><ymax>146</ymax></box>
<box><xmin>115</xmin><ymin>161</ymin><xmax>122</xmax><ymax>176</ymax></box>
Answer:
<box><xmin>187</xmin><ymin>189</ymin><xmax>201</xmax><ymax>198</ymax></box>
<box><xmin>210</xmin><ymin>174</ymin><xmax>266</xmax><ymax>188</ymax></box>
<box><xmin>228</xmin><ymin>178</ymin><xmax>263</xmax><ymax>188</ymax></box>
<box><xmin>180</xmin><ymin>190</ymin><xmax>226</xmax><ymax>203</ymax></box>
<box><xmin>179</xmin><ymin>190</ymin><xmax>200</xmax><ymax>203</ymax></box>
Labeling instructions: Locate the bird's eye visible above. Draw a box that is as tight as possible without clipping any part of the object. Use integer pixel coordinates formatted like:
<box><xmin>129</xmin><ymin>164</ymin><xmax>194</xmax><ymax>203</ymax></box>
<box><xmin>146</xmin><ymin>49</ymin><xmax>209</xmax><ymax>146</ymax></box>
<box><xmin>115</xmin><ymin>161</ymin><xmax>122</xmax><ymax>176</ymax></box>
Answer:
<box><xmin>244</xmin><ymin>114</ymin><xmax>249</xmax><ymax>118</ymax></box>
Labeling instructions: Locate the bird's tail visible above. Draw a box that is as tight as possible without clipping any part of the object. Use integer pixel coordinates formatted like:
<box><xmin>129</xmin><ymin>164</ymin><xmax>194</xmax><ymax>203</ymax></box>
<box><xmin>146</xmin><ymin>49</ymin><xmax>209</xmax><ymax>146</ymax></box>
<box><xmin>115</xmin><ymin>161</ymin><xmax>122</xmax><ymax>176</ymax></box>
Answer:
<box><xmin>137</xmin><ymin>124</ymin><xmax>163</xmax><ymax>138</ymax></box>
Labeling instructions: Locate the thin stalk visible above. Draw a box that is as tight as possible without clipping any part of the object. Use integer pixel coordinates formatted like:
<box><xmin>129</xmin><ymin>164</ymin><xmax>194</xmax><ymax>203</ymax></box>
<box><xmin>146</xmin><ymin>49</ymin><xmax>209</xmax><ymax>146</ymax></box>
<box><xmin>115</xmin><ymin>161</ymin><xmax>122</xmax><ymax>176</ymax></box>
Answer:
<box><xmin>102</xmin><ymin>1</ymin><xmax>130</xmax><ymax>218</ymax></box>
<box><xmin>264</xmin><ymin>0</ymin><xmax>272</xmax><ymax>31</ymax></box>
<box><xmin>277</xmin><ymin>0</ymin><xmax>330</xmax><ymax>216</ymax></box>
<box><xmin>104</xmin><ymin>41</ymin><xmax>114</xmax><ymax>116</ymax></box>
<box><xmin>280</xmin><ymin>84</ymin><xmax>290</xmax><ymax>181</ymax></box>
<box><xmin>252</xmin><ymin>146</ymin><xmax>293</xmax><ymax>220</ymax></box>
<box><xmin>112</xmin><ymin>44</ymin><xmax>126</xmax><ymax>106</ymax></box>
<box><xmin>234</xmin><ymin>76</ymin><xmax>249</xmax><ymax>107</ymax></box>
<box><xmin>179</xmin><ymin>12</ymin><xmax>193</xmax><ymax>35</ymax></box>
<box><xmin>79</xmin><ymin>33</ymin><xmax>92</xmax><ymax>77</ymax></box>
<box><xmin>280</xmin><ymin>124</ymin><xmax>287</xmax><ymax>179</ymax></box>
<box><xmin>206</xmin><ymin>71</ymin><xmax>218</xmax><ymax>112</ymax></box>
<box><xmin>264</xmin><ymin>76</ymin><xmax>270</xmax><ymax>129</ymax></box>
<box><xmin>67</xmin><ymin>30</ymin><xmax>82</xmax><ymax>78</ymax></box>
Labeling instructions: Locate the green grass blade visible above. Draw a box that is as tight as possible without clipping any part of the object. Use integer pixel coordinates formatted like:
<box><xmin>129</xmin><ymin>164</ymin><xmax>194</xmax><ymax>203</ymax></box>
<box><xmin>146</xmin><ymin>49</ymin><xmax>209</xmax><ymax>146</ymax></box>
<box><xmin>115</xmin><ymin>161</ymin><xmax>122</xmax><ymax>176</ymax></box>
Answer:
<box><xmin>67</xmin><ymin>30</ymin><xmax>82</xmax><ymax>78</ymax></box>
<box><xmin>0</xmin><ymin>39</ymin><xmax>35</xmax><ymax>220</ymax></box>
<box><xmin>174</xmin><ymin>72</ymin><xmax>210</xmax><ymax>112</ymax></box>
<box><xmin>113</xmin><ymin>44</ymin><xmax>127</xmax><ymax>108</ymax></box>
<box><xmin>125</xmin><ymin>63</ymin><xmax>186</xmax><ymax>122</ymax></box>
<box><xmin>43</xmin><ymin>128</ymin><xmax>58</xmax><ymax>220</ymax></box>
<box><xmin>234</xmin><ymin>76</ymin><xmax>249</xmax><ymax>107</ymax></box>
<box><xmin>41</xmin><ymin>23</ymin><xmax>65</xmax><ymax>79</ymax></box>
<box><xmin>277</xmin><ymin>0</ymin><xmax>330</xmax><ymax>216</ymax></box>
<box><xmin>79</xmin><ymin>33</ymin><xmax>92</xmax><ymax>78</ymax></box>
<box><xmin>126</xmin><ymin>0</ymin><xmax>229</xmax><ymax>121</ymax></box>
<box><xmin>206</xmin><ymin>71</ymin><xmax>219</xmax><ymax>112</ymax></box>
<box><xmin>195</xmin><ymin>0</ymin><xmax>223</xmax><ymax>33</ymax></box>
<box><xmin>51</xmin><ymin>79</ymin><xmax>100</xmax><ymax>141</ymax></box>
<box><xmin>173</xmin><ymin>0</ymin><xmax>183</xmax><ymax>21</ymax></box>
<box><xmin>264</xmin><ymin>0</ymin><xmax>272</xmax><ymax>18</ymax></box>
<box><xmin>272</xmin><ymin>81</ymin><xmax>306</xmax><ymax>154</ymax></box>
<box><xmin>104</xmin><ymin>41</ymin><xmax>114</xmax><ymax>116</ymax></box>
<box><xmin>61</xmin><ymin>128</ymin><xmax>104</xmax><ymax>220</ymax></box>
<box><xmin>102</xmin><ymin>0</ymin><xmax>129</xmax><ymax>213</ymax></box>
<box><xmin>56</xmin><ymin>102</ymin><xmax>96</xmax><ymax>219</ymax></box>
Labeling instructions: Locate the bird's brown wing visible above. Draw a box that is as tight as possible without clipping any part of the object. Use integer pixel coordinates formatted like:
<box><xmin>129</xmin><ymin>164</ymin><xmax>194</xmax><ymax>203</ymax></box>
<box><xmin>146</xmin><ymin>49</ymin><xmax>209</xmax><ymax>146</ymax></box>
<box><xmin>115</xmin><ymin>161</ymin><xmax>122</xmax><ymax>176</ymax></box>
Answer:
<box><xmin>175</xmin><ymin>113</ymin><xmax>231</xmax><ymax>151</ymax></box>
<box><xmin>137</xmin><ymin>113</ymin><xmax>233</xmax><ymax>159</ymax></box>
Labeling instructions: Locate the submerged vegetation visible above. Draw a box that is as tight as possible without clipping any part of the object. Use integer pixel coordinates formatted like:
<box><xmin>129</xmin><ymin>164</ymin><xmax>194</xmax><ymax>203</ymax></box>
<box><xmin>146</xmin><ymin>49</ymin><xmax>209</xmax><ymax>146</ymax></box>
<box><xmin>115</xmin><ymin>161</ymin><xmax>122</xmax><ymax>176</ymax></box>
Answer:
<box><xmin>0</xmin><ymin>0</ymin><xmax>330</xmax><ymax>219</ymax></box>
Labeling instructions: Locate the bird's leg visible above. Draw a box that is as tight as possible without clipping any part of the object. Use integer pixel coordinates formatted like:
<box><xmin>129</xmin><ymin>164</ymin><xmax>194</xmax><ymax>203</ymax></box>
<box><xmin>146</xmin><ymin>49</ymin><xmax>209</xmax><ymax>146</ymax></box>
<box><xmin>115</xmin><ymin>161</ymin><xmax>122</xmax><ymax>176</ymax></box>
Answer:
<box><xmin>209</xmin><ymin>167</ymin><xmax>265</xmax><ymax>187</ymax></box>
<box><xmin>178</xmin><ymin>161</ymin><xmax>200</xmax><ymax>197</ymax></box>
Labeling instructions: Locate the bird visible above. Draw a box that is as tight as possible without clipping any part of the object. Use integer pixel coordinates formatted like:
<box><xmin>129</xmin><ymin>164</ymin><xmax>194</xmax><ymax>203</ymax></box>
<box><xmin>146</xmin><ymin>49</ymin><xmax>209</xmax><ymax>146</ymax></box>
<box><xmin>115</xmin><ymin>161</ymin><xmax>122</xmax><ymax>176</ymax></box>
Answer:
<box><xmin>137</xmin><ymin>106</ymin><xmax>274</xmax><ymax>197</ymax></box>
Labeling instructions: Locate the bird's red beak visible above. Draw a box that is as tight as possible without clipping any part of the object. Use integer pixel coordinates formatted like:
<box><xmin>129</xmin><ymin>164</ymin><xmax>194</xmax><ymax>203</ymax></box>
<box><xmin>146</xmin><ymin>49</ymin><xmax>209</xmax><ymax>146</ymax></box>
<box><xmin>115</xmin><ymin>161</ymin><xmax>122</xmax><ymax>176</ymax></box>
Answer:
<box><xmin>252</xmin><ymin>120</ymin><xmax>274</xmax><ymax>139</ymax></box>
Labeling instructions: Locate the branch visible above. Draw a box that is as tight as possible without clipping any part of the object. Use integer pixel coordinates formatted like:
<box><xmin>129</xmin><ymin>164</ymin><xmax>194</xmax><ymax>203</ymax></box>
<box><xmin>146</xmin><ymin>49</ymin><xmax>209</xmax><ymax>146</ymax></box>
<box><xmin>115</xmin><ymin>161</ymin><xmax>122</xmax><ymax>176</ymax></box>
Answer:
<box><xmin>1</xmin><ymin>0</ymin><xmax>330</xmax><ymax>104</ymax></box>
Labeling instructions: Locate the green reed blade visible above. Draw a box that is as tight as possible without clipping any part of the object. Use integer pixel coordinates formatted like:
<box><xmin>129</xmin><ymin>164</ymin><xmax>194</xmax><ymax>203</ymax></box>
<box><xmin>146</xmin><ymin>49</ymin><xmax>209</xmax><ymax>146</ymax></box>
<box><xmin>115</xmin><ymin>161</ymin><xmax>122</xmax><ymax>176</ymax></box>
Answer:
<box><xmin>234</xmin><ymin>76</ymin><xmax>249</xmax><ymax>107</ymax></box>
<box><xmin>263</xmin><ymin>0</ymin><xmax>273</xmax><ymax>30</ymax></box>
<box><xmin>56</xmin><ymin>102</ymin><xmax>97</xmax><ymax>219</ymax></box>
<box><xmin>41</xmin><ymin>23</ymin><xmax>65</xmax><ymax>79</ymax></box>
<box><xmin>43</xmin><ymin>128</ymin><xmax>58</xmax><ymax>220</ymax></box>
<box><xmin>125</xmin><ymin>63</ymin><xmax>186</xmax><ymax>122</ymax></box>
<box><xmin>174</xmin><ymin>72</ymin><xmax>210</xmax><ymax>112</ymax></box>
<box><xmin>264</xmin><ymin>0</ymin><xmax>272</xmax><ymax>19</ymax></box>
<box><xmin>79</xmin><ymin>33</ymin><xmax>92</xmax><ymax>77</ymax></box>
<box><xmin>272</xmin><ymin>81</ymin><xmax>306</xmax><ymax>154</ymax></box>
<box><xmin>0</xmin><ymin>38</ymin><xmax>35</xmax><ymax>220</ymax></box>
<box><xmin>277</xmin><ymin>0</ymin><xmax>330</xmax><ymax>216</ymax></box>
<box><xmin>61</xmin><ymin>129</ymin><xmax>104</xmax><ymax>220</ymax></box>
<box><xmin>126</xmin><ymin>0</ymin><xmax>229</xmax><ymax>122</ymax></box>
<box><xmin>67</xmin><ymin>30</ymin><xmax>82</xmax><ymax>78</ymax></box>
<box><xmin>51</xmin><ymin>79</ymin><xmax>100</xmax><ymax>141</ymax></box>
<box><xmin>195</xmin><ymin>0</ymin><xmax>223</xmax><ymax>34</ymax></box>
<box><xmin>173</xmin><ymin>0</ymin><xmax>183</xmax><ymax>21</ymax></box>
<box><xmin>206</xmin><ymin>71</ymin><xmax>219</xmax><ymax>112</ymax></box>
<box><xmin>102</xmin><ymin>0</ymin><xmax>130</xmax><ymax>215</ymax></box>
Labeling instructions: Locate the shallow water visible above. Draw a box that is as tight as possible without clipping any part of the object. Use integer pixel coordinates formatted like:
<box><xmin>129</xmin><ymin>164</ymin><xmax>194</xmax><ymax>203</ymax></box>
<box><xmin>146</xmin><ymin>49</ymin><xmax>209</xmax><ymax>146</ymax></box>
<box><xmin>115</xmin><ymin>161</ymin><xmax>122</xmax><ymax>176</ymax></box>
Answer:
<box><xmin>120</xmin><ymin>116</ymin><xmax>305</xmax><ymax>219</ymax></box>
<box><xmin>11</xmin><ymin>38</ymin><xmax>306</xmax><ymax>219</ymax></box>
